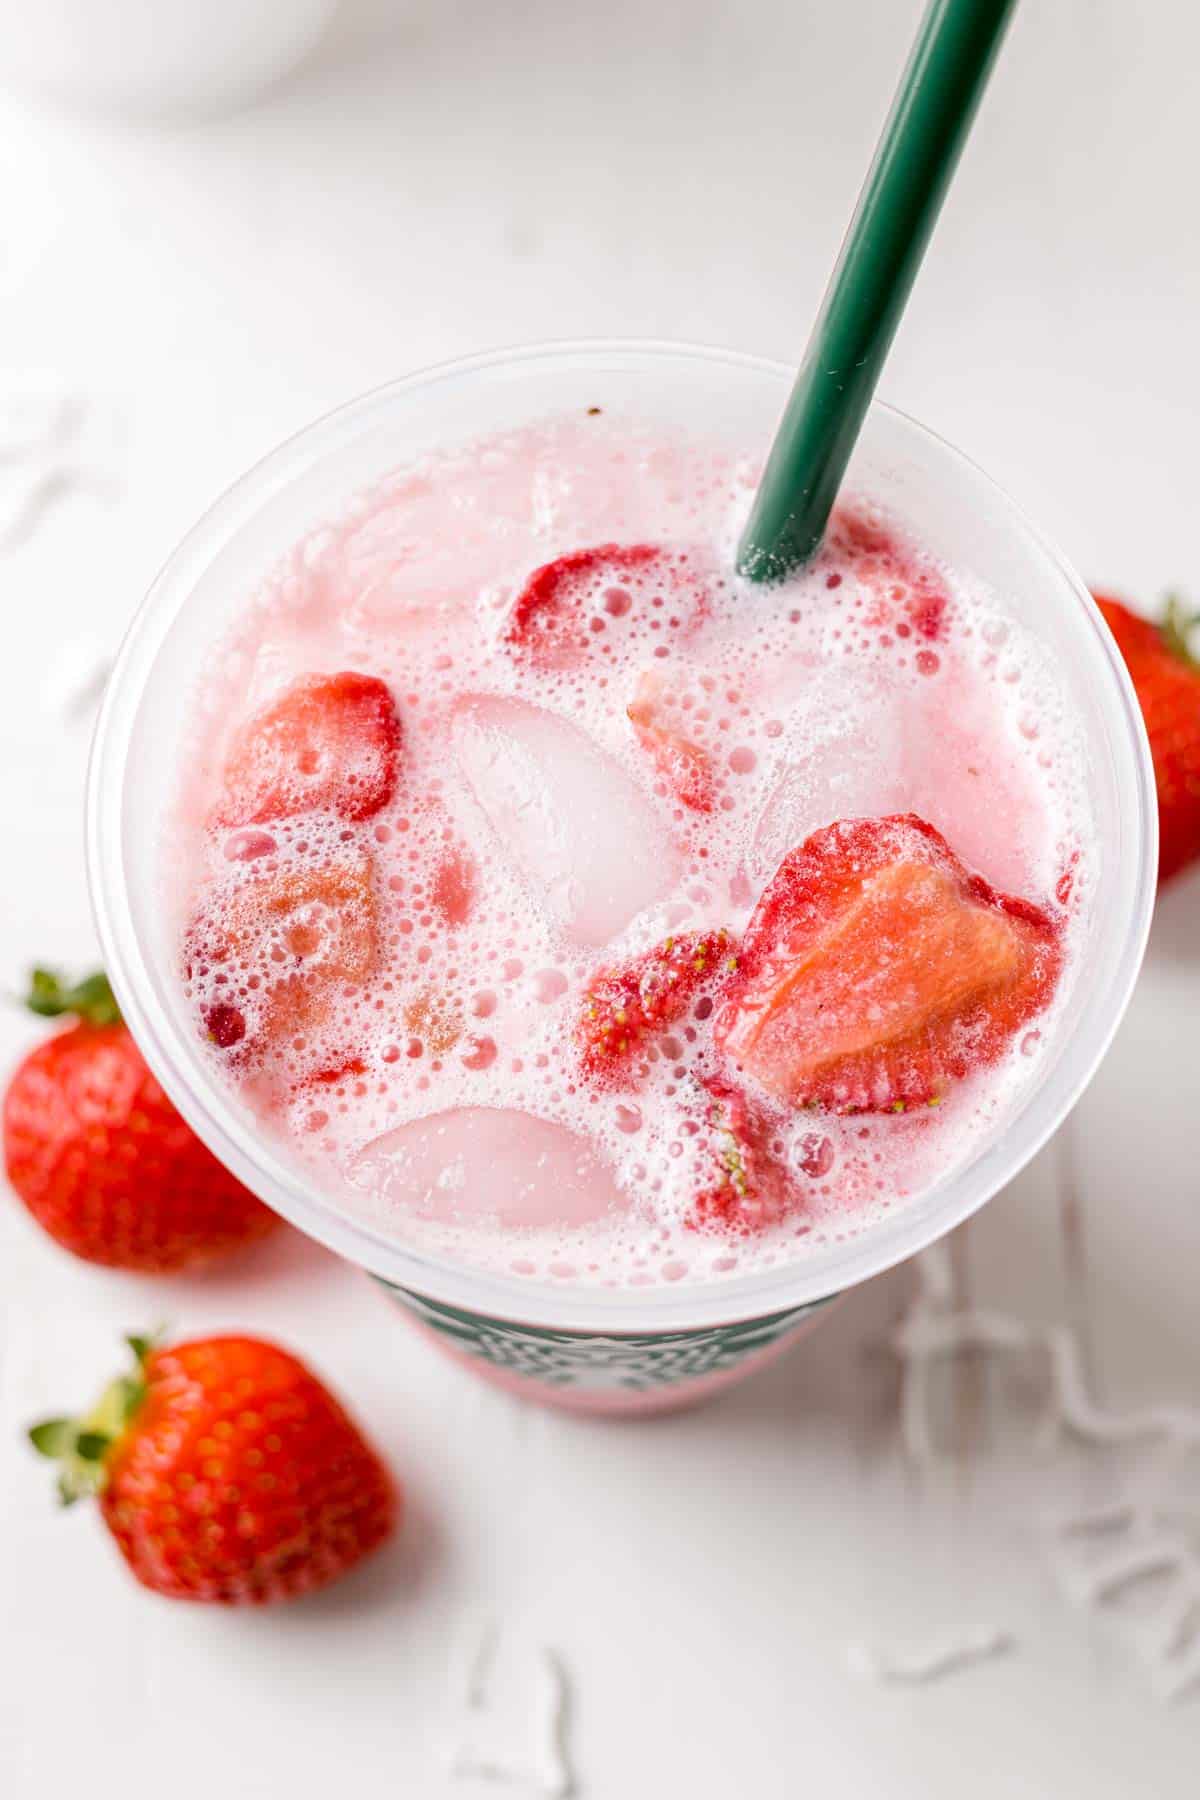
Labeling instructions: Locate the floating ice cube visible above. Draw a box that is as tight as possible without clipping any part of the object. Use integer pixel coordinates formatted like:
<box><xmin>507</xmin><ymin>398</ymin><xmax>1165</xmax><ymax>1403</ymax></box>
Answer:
<box><xmin>337</xmin><ymin>470</ymin><xmax>516</xmax><ymax>629</ymax></box>
<box><xmin>750</xmin><ymin>670</ymin><xmax>907</xmax><ymax>879</ymax></box>
<box><xmin>349</xmin><ymin>1106</ymin><xmax>629</xmax><ymax>1229</ymax></box>
<box><xmin>901</xmin><ymin>673</ymin><xmax>1048</xmax><ymax>893</ymax></box>
<box><xmin>454</xmin><ymin>694</ymin><xmax>677</xmax><ymax>945</ymax></box>
<box><xmin>749</xmin><ymin>660</ymin><xmax>1049</xmax><ymax>895</ymax></box>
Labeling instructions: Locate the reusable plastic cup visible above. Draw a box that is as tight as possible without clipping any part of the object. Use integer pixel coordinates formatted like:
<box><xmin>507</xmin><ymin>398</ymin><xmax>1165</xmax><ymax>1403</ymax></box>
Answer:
<box><xmin>87</xmin><ymin>342</ymin><xmax>1156</xmax><ymax>1414</ymax></box>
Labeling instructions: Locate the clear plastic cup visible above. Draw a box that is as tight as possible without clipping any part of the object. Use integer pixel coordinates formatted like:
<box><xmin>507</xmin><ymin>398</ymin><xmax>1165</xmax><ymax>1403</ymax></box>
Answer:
<box><xmin>86</xmin><ymin>341</ymin><xmax>1156</xmax><ymax>1414</ymax></box>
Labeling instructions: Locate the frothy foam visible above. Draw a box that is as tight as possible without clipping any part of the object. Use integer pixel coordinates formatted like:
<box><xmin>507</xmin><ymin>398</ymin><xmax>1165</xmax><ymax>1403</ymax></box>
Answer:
<box><xmin>167</xmin><ymin>412</ymin><xmax>1096</xmax><ymax>1290</ymax></box>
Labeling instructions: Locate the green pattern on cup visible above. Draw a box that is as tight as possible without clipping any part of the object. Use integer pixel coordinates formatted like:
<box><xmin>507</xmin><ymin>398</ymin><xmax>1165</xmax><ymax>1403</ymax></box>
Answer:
<box><xmin>376</xmin><ymin>1281</ymin><xmax>830</xmax><ymax>1394</ymax></box>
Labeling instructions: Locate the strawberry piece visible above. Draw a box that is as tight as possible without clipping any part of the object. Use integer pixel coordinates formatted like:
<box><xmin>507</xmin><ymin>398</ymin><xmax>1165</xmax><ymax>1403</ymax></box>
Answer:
<box><xmin>431</xmin><ymin>844</ymin><xmax>478</xmax><ymax>926</ymax></box>
<box><xmin>825</xmin><ymin>505</ymin><xmax>950</xmax><ymax>642</ymax></box>
<box><xmin>307</xmin><ymin>1056</ymin><xmax>368</xmax><ymax>1087</ymax></box>
<box><xmin>627</xmin><ymin>669</ymin><xmax>715</xmax><ymax>812</ymax></box>
<box><xmin>215</xmin><ymin>672</ymin><xmax>401</xmax><ymax>827</ymax></box>
<box><xmin>3</xmin><ymin>970</ymin><xmax>277</xmax><ymax>1271</ymax></box>
<box><xmin>187</xmin><ymin>850</ymin><xmax>379</xmax><ymax>1059</ymax></box>
<box><xmin>403</xmin><ymin>987</ymin><xmax>463</xmax><ymax>1055</ymax></box>
<box><xmin>685</xmin><ymin>1078</ymin><xmax>796</xmax><ymax>1238</ymax></box>
<box><xmin>503</xmin><ymin>544</ymin><xmax>706</xmax><ymax>667</ymax></box>
<box><xmin>1095</xmin><ymin>593</ymin><xmax>1200</xmax><ymax>883</ymax></box>
<box><xmin>578</xmin><ymin>929</ymin><xmax>737</xmax><ymax>1080</ymax></box>
<box><xmin>717</xmin><ymin>815</ymin><xmax>1062</xmax><ymax>1114</ymax></box>
<box><xmin>29</xmin><ymin>1333</ymin><xmax>397</xmax><ymax>1604</ymax></box>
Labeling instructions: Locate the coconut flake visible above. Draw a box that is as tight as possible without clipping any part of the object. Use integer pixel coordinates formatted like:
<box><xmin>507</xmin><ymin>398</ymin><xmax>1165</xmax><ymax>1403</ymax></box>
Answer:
<box><xmin>847</xmin><ymin>1626</ymin><xmax>1014</xmax><ymax>1685</ymax></box>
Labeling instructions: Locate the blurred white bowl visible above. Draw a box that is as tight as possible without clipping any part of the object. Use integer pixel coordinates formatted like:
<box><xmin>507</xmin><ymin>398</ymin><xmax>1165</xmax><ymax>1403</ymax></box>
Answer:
<box><xmin>0</xmin><ymin>0</ymin><xmax>337</xmax><ymax>117</ymax></box>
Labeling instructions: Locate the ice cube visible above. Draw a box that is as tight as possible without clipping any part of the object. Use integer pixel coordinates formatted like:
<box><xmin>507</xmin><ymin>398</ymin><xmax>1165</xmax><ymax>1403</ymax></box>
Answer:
<box><xmin>900</xmin><ymin>672</ymin><xmax>1048</xmax><ymax>892</ymax></box>
<box><xmin>454</xmin><ymin>694</ymin><xmax>677</xmax><ymax>945</ymax></box>
<box><xmin>748</xmin><ymin>659</ymin><xmax>1049</xmax><ymax>897</ymax></box>
<box><xmin>750</xmin><ymin>669</ymin><xmax>907</xmax><ymax>879</ymax></box>
<box><xmin>349</xmin><ymin>1106</ymin><xmax>629</xmax><ymax>1230</ymax></box>
<box><xmin>337</xmin><ymin>471</ymin><xmax>516</xmax><ymax>629</ymax></box>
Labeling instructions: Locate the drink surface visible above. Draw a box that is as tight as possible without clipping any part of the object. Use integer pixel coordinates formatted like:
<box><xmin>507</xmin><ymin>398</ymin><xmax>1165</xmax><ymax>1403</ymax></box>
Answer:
<box><xmin>168</xmin><ymin>411</ymin><xmax>1093</xmax><ymax>1290</ymax></box>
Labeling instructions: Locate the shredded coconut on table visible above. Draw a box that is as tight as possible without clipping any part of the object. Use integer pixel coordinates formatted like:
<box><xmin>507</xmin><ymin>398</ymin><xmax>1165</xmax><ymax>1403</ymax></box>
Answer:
<box><xmin>0</xmin><ymin>385</ymin><xmax>123</xmax><ymax>549</ymax></box>
<box><xmin>39</xmin><ymin>635</ymin><xmax>112</xmax><ymax>724</ymax></box>
<box><xmin>882</xmin><ymin>1246</ymin><xmax>1200</xmax><ymax>1705</ymax></box>
<box><xmin>846</xmin><ymin>1626</ymin><xmax>1014</xmax><ymax>1686</ymax></box>
<box><xmin>889</xmin><ymin>1257</ymin><xmax>1200</xmax><ymax>1459</ymax></box>
<box><xmin>444</xmin><ymin>1621</ymin><xmax>576</xmax><ymax>1796</ymax></box>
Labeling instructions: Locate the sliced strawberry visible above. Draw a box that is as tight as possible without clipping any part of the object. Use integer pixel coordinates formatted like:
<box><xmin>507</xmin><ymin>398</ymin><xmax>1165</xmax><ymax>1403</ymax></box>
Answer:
<box><xmin>403</xmin><ymin>987</ymin><xmax>463</xmax><ymax>1055</ymax></box>
<box><xmin>578</xmin><ymin>929</ymin><xmax>736</xmax><ymax>1080</ymax></box>
<box><xmin>716</xmin><ymin>815</ymin><xmax>1062</xmax><ymax>1114</ymax></box>
<box><xmin>307</xmin><ymin>1056</ymin><xmax>368</xmax><ymax>1087</ymax></box>
<box><xmin>825</xmin><ymin>505</ymin><xmax>950</xmax><ymax>643</ymax></box>
<box><xmin>685</xmin><ymin>1078</ymin><xmax>796</xmax><ymax>1238</ymax></box>
<box><xmin>187</xmin><ymin>850</ymin><xmax>379</xmax><ymax>1059</ymax></box>
<box><xmin>503</xmin><ymin>544</ymin><xmax>707</xmax><ymax>668</ymax></box>
<box><xmin>215</xmin><ymin>672</ymin><xmax>401</xmax><ymax>827</ymax></box>
<box><xmin>431</xmin><ymin>844</ymin><xmax>478</xmax><ymax>927</ymax></box>
<box><xmin>627</xmin><ymin>669</ymin><xmax>715</xmax><ymax>812</ymax></box>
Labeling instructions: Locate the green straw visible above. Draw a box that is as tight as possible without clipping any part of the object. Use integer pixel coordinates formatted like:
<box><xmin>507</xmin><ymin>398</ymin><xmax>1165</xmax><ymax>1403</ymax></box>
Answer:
<box><xmin>738</xmin><ymin>0</ymin><xmax>1017</xmax><ymax>582</ymax></box>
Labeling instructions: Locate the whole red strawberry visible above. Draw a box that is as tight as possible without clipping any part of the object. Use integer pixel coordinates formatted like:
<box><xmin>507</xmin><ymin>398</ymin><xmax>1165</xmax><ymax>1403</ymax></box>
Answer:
<box><xmin>3</xmin><ymin>969</ymin><xmax>277</xmax><ymax>1270</ymax></box>
<box><xmin>29</xmin><ymin>1333</ymin><xmax>398</xmax><ymax>1605</ymax></box>
<box><xmin>1094</xmin><ymin>593</ymin><xmax>1200</xmax><ymax>883</ymax></box>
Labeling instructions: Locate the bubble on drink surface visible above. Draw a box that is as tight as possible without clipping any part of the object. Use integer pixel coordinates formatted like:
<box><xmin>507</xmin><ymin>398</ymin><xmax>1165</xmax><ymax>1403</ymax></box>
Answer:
<box><xmin>531</xmin><ymin>968</ymin><xmax>569</xmax><ymax>1003</ymax></box>
<box><xmin>224</xmin><ymin>828</ymin><xmax>277</xmax><ymax>862</ymax></box>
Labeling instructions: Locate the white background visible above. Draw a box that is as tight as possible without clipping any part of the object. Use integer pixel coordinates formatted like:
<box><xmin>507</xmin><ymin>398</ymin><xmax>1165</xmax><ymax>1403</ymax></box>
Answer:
<box><xmin>2</xmin><ymin>1</ymin><xmax>1198</xmax><ymax>1793</ymax></box>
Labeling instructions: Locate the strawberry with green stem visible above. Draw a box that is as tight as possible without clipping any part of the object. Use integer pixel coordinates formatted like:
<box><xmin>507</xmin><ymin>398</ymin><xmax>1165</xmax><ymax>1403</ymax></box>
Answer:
<box><xmin>29</xmin><ymin>1332</ymin><xmax>398</xmax><ymax>1604</ymax></box>
<box><xmin>1095</xmin><ymin>593</ymin><xmax>1200</xmax><ymax>883</ymax></box>
<box><xmin>3</xmin><ymin>968</ymin><xmax>277</xmax><ymax>1270</ymax></box>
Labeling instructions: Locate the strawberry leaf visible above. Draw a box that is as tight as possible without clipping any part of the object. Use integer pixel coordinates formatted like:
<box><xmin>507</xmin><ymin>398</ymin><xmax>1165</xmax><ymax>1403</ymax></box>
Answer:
<box><xmin>28</xmin><ymin>1418</ymin><xmax>75</xmax><ymax>1458</ymax></box>
<box><xmin>74</xmin><ymin>1432</ymin><xmax>112</xmax><ymax>1463</ymax></box>
<box><xmin>1162</xmin><ymin>594</ymin><xmax>1200</xmax><ymax>671</ymax></box>
<box><xmin>23</xmin><ymin>968</ymin><xmax>122</xmax><ymax>1028</ymax></box>
<box><xmin>124</xmin><ymin>1329</ymin><xmax>163</xmax><ymax>1367</ymax></box>
<box><xmin>115</xmin><ymin>1377</ymin><xmax>147</xmax><ymax>1425</ymax></box>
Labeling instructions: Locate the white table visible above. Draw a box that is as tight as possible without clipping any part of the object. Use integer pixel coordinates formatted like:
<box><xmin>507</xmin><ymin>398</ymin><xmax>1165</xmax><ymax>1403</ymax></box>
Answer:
<box><xmin>2</xmin><ymin>3</ymin><xmax>1198</xmax><ymax>1792</ymax></box>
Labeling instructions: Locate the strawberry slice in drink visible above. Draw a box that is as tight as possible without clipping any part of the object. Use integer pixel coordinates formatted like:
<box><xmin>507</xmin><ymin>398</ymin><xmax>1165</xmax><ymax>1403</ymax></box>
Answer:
<box><xmin>627</xmin><ymin>669</ymin><xmax>715</xmax><ymax>812</ymax></box>
<box><xmin>578</xmin><ymin>929</ymin><xmax>737</xmax><ymax>1081</ymax></box>
<box><xmin>685</xmin><ymin>1077</ymin><xmax>796</xmax><ymax>1239</ymax></box>
<box><xmin>215</xmin><ymin>672</ymin><xmax>402</xmax><ymax>827</ymax></box>
<box><xmin>717</xmin><ymin>814</ymin><xmax>1062</xmax><ymax>1114</ymax></box>
<box><xmin>824</xmin><ymin>505</ymin><xmax>950</xmax><ymax>644</ymax></box>
<box><xmin>430</xmin><ymin>842</ymin><xmax>478</xmax><ymax>927</ymax></box>
<box><xmin>503</xmin><ymin>544</ymin><xmax>708</xmax><ymax>668</ymax></box>
<box><xmin>187</xmin><ymin>850</ymin><xmax>379</xmax><ymax>1059</ymax></box>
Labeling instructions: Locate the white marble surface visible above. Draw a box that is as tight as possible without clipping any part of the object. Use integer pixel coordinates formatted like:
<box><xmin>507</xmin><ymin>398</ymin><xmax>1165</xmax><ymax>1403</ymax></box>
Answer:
<box><xmin>1</xmin><ymin>2</ymin><xmax>1198</xmax><ymax>1792</ymax></box>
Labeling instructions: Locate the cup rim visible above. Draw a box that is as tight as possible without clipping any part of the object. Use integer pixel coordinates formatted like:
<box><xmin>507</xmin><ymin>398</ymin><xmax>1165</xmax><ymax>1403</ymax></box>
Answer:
<box><xmin>86</xmin><ymin>336</ymin><xmax>1158</xmax><ymax>1332</ymax></box>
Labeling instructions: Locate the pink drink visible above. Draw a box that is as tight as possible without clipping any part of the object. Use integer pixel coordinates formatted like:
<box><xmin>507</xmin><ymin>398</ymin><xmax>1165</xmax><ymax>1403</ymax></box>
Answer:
<box><xmin>167</xmin><ymin>410</ymin><xmax>1093</xmax><ymax>1295</ymax></box>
